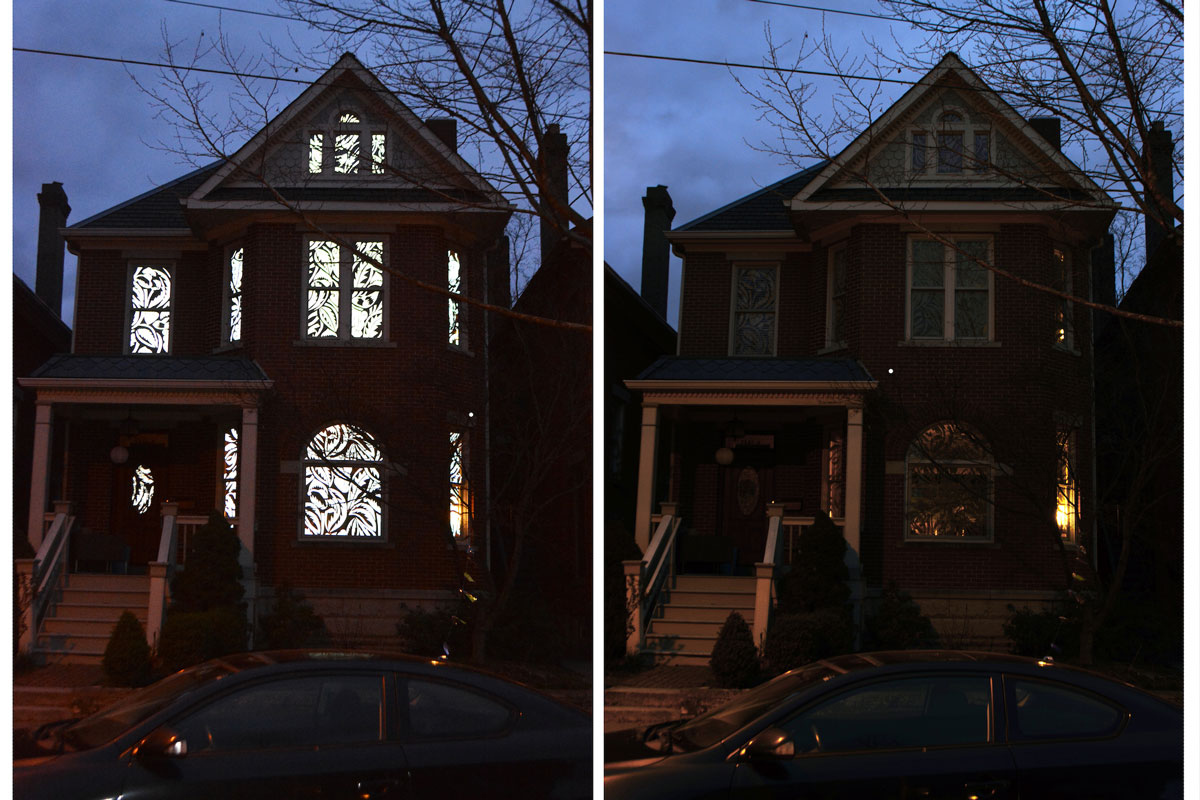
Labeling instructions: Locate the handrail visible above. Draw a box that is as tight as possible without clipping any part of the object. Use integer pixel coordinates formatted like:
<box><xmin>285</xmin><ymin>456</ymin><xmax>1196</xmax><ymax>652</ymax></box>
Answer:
<box><xmin>641</xmin><ymin>514</ymin><xmax>681</xmax><ymax>629</ymax></box>
<box><xmin>753</xmin><ymin>510</ymin><xmax>786</xmax><ymax>649</ymax></box>
<box><xmin>28</xmin><ymin>512</ymin><xmax>76</xmax><ymax>650</ymax></box>
<box><xmin>146</xmin><ymin>510</ymin><xmax>182</xmax><ymax>652</ymax></box>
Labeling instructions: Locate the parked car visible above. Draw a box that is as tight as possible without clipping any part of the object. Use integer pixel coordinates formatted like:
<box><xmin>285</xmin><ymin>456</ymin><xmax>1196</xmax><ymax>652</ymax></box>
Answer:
<box><xmin>605</xmin><ymin>650</ymin><xmax>1181</xmax><ymax>800</ymax></box>
<box><xmin>15</xmin><ymin>650</ymin><xmax>591</xmax><ymax>800</ymax></box>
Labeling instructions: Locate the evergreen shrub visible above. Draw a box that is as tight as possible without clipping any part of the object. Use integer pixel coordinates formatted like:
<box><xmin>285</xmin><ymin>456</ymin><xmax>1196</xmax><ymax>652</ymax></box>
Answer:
<box><xmin>709</xmin><ymin>610</ymin><xmax>759</xmax><ymax>688</ymax></box>
<box><xmin>762</xmin><ymin>609</ymin><xmax>853</xmax><ymax>675</ymax></box>
<box><xmin>102</xmin><ymin>611</ymin><xmax>152</xmax><ymax>687</ymax></box>
<box><xmin>864</xmin><ymin>582</ymin><xmax>938</xmax><ymax>650</ymax></box>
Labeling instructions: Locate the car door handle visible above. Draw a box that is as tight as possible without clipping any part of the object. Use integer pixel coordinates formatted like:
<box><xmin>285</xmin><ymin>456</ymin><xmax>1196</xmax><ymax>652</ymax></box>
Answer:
<box><xmin>357</xmin><ymin>777</ymin><xmax>401</xmax><ymax>798</ymax></box>
<box><xmin>963</xmin><ymin>779</ymin><xmax>1011</xmax><ymax>798</ymax></box>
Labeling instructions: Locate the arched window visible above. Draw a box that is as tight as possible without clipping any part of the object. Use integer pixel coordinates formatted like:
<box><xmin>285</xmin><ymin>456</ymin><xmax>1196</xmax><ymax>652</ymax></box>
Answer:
<box><xmin>303</xmin><ymin>424</ymin><xmax>383</xmax><ymax>539</ymax></box>
<box><xmin>906</xmin><ymin>421</ymin><xmax>993</xmax><ymax>540</ymax></box>
<box><xmin>911</xmin><ymin>107</ymin><xmax>991</xmax><ymax>175</ymax></box>
<box><xmin>309</xmin><ymin>109</ymin><xmax>387</xmax><ymax>176</ymax></box>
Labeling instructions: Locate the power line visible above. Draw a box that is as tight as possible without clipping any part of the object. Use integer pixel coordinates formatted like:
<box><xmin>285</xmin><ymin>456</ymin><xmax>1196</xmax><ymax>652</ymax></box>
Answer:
<box><xmin>603</xmin><ymin>49</ymin><xmax>1183</xmax><ymax>118</ymax></box>
<box><xmin>161</xmin><ymin>0</ymin><xmax>299</xmax><ymax>21</ymax></box>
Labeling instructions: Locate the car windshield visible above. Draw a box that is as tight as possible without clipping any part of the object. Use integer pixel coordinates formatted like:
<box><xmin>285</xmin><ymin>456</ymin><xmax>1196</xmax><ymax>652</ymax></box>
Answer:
<box><xmin>673</xmin><ymin>661</ymin><xmax>845</xmax><ymax>750</ymax></box>
<box><xmin>64</xmin><ymin>661</ymin><xmax>238</xmax><ymax>749</ymax></box>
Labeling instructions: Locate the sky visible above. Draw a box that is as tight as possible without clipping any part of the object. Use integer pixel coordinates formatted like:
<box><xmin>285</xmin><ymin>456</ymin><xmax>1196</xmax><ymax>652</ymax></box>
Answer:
<box><xmin>604</xmin><ymin>0</ymin><xmax>924</xmax><ymax>328</ymax></box>
<box><xmin>12</xmin><ymin>0</ymin><xmax>336</xmax><ymax>327</ymax></box>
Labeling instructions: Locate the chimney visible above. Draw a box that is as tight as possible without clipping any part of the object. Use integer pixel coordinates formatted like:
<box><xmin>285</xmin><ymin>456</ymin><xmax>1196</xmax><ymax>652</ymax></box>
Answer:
<box><xmin>427</xmin><ymin>118</ymin><xmax>457</xmax><ymax>153</ymax></box>
<box><xmin>1144</xmin><ymin>120</ymin><xmax>1174</xmax><ymax>262</ymax></box>
<box><xmin>1028</xmin><ymin>117</ymin><xmax>1061</xmax><ymax>150</ymax></box>
<box><xmin>36</xmin><ymin>182</ymin><xmax>71</xmax><ymax>318</ymax></box>
<box><xmin>640</xmin><ymin>185</ymin><xmax>675</xmax><ymax>321</ymax></box>
<box><xmin>538</xmin><ymin>123</ymin><xmax>570</xmax><ymax>262</ymax></box>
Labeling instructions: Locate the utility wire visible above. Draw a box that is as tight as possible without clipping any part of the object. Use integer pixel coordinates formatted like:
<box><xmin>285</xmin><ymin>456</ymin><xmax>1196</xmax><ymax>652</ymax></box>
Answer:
<box><xmin>604</xmin><ymin>49</ymin><xmax>1183</xmax><ymax>118</ymax></box>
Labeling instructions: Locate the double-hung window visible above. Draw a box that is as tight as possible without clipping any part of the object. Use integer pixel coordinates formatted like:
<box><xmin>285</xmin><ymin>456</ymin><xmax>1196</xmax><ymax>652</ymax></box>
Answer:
<box><xmin>305</xmin><ymin>238</ymin><xmax>386</xmax><ymax>342</ymax></box>
<box><xmin>128</xmin><ymin>263</ymin><xmax>174</xmax><ymax>354</ymax></box>
<box><xmin>302</xmin><ymin>423</ymin><xmax>384</xmax><ymax>539</ymax></box>
<box><xmin>907</xmin><ymin>237</ymin><xmax>993</xmax><ymax>343</ymax></box>
<box><xmin>731</xmin><ymin>265</ymin><xmax>779</xmax><ymax>356</ymax></box>
<box><xmin>906</xmin><ymin>421</ymin><xmax>994</xmax><ymax>541</ymax></box>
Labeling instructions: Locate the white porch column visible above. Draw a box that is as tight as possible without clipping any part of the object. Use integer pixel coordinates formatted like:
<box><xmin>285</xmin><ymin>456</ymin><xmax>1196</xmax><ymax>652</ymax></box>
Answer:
<box><xmin>238</xmin><ymin>407</ymin><xmax>259</xmax><ymax>560</ymax></box>
<box><xmin>633</xmin><ymin>404</ymin><xmax>660</xmax><ymax>553</ymax></box>
<box><xmin>26</xmin><ymin>403</ymin><xmax>53</xmax><ymax>550</ymax></box>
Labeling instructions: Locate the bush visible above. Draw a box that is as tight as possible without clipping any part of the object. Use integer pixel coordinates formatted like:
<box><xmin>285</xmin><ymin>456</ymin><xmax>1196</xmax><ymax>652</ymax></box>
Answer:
<box><xmin>170</xmin><ymin>512</ymin><xmax>244</xmax><ymax>614</ymax></box>
<box><xmin>258</xmin><ymin>583</ymin><xmax>330</xmax><ymax>650</ymax></box>
<box><xmin>1004</xmin><ymin>604</ymin><xmax>1079</xmax><ymax>659</ymax></box>
<box><xmin>775</xmin><ymin>513</ymin><xmax>850</xmax><ymax>616</ymax></box>
<box><xmin>102</xmin><ymin>611</ymin><xmax>152</xmax><ymax>686</ymax></box>
<box><xmin>762</xmin><ymin>609</ymin><xmax>853</xmax><ymax>675</ymax></box>
<box><xmin>864</xmin><ymin>582</ymin><xmax>938</xmax><ymax>650</ymax></box>
<box><xmin>396</xmin><ymin>602</ymin><xmax>473</xmax><ymax>659</ymax></box>
<box><xmin>158</xmin><ymin>607</ymin><xmax>248</xmax><ymax>672</ymax></box>
<box><xmin>710</xmin><ymin>611</ymin><xmax>759</xmax><ymax>688</ymax></box>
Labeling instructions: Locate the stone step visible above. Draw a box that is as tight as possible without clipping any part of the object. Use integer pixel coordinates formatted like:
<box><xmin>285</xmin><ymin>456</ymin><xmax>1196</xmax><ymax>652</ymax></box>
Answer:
<box><xmin>659</xmin><ymin>604</ymin><xmax>754</xmax><ymax>623</ymax></box>
<box><xmin>672</xmin><ymin>575</ymin><xmax>756</xmax><ymax>593</ymax></box>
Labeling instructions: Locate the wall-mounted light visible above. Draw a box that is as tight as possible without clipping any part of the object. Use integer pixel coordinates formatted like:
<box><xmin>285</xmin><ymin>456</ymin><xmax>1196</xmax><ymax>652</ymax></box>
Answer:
<box><xmin>715</xmin><ymin>446</ymin><xmax>734</xmax><ymax>466</ymax></box>
<box><xmin>110</xmin><ymin>445</ymin><xmax>130</xmax><ymax>465</ymax></box>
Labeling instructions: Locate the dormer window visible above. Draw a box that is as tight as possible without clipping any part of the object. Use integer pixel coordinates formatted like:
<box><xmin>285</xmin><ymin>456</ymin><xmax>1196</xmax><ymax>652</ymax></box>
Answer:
<box><xmin>308</xmin><ymin>110</ymin><xmax>387</xmax><ymax>175</ymax></box>
<box><xmin>912</xmin><ymin>110</ymin><xmax>991</xmax><ymax>175</ymax></box>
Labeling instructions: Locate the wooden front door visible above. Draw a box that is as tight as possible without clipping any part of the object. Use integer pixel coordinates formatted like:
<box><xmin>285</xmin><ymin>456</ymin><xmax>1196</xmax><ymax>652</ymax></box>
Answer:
<box><xmin>110</xmin><ymin>444</ymin><xmax>170</xmax><ymax>568</ymax></box>
<box><xmin>720</xmin><ymin>460</ymin><xmax>774</xmax><ymax>573</ymax></box>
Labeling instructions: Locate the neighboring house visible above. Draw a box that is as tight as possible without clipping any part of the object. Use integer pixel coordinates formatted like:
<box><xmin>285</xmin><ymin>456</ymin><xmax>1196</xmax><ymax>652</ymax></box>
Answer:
<box><xmin>621</xmin><ymin>53</ymin><xmax>1117</xmax><ymax>662</ymax></box>
<box><xmin>17</xmin><ymin>53</ymin><xmax>516</xmax><ymax>662</ymax></box>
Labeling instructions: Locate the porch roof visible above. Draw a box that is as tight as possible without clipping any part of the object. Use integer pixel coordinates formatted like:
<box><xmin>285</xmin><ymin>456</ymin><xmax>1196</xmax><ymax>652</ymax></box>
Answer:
<box><xmin>633</xmin><ymin>356</ymin><xmax>874</xmax><ymax>384</ymax></box>
<box><xmin>28</xmin><ymin>354</ymin><xmax>270</xmax><ymax>382</ymax></box>
<box><xmin>19</xmin><ymin>355</ymin><xmax>273</xmax><ymax>407</ymax></box>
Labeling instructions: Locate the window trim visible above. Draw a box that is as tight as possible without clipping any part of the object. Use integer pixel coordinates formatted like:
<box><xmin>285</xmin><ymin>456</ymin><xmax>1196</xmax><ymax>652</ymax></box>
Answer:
<box><xmin>125</xmin><ymin>261</ymin><xmax>176</xmax><ymax>355</ymax></box>
<box><xmin>301</xmin><ymin>236</ymin><xmax>390</xmax><ymax>344</ymax></box>
<box><xmin>308</xmin><ymin>108</ymin><xmax>388</xmax><ymax>177</ymax></box>
<box><xmin>299</xmin><ymin>422</ymin><xmax>387</xmax><ymax>542</ymax></box>
<box><xmin>904</xmin><ymin>421</ymin><xmax>996</xmax><ymax>543</ymax></box>
<box><xmin>221</xmin><ymin>244</ymin><xmax>244</xmax><ymax>347</ymax></box>
<box><xmin>905</xmin><ymin>235</ymin><xmax>995</xmax><ymax>344</ymax></box>
<box><xmin>729</xmin><ymin>263</ymin><xmax>780</xmax><ymax>357</ymax></box>
<box><xmin>825</xmin><ymin>244</ymin><xmax>848</xmax><ymax>350</ymax></box>
<box><xmin>911</xmin><ymin>108</ymin><xmax>992</xmax><ymax>176</ymax></box>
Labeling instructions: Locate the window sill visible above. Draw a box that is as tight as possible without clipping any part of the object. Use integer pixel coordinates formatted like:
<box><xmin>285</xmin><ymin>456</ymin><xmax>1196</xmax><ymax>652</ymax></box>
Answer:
<box><xmin>1053</xmin><ymin>344</ymin><xmax>1081</xmax><ymax>357</ymax></box>
<box><xmin>898</xmin><ymin>339</ymin><xmax>1001</xmax><ymax>348</ymax></box>
<box><xmin>900</xmin><ymin>538</ymin><xmax>999</xmax><ymax>548</ymax></box>
<box><xmin>294</xmin><ymin>339</ymin><xmax>398</xmax><ymax>348</ymax></box>
<box><xmin>448</xmin><ymin>344</ymin><xmax>475</xmax><ymax>357</ymax></box>
<box><xmin>293</xmin><ymin>537</ymin><xmax>394</xmax><ymax>548</ymax></box>
<box><xmin>213</xmin><ymin>342</ymin><xmax>244</xmax><ymax>354</ymax></box>
<box><xmin>818</xmin><ymin>342</ymin><xmax>847</xmax><ymax>355</ymax></box>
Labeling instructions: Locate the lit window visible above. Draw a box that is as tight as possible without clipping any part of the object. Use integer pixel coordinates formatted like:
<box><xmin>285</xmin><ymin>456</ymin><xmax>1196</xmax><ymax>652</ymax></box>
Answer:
<box><xmin>1056</xmin><ymin>427</ymin><xmax>1078</xmax><ymax>545</ymax></box>
<box><xmin>908</xmin><ymin>237</ymin><xmax>992</xmax><ymax>342</ymax></box>
<box><xmin>128</xmin><ymin>264</ymin><xmax>173</xmax><ymax>354</ymax></box>
<box><xmin>827</xmin><ymin>246</ymin><xmax>847</xmax><ymax>347</ymax></box>
<box><xmin>450</xmin><ymin>432</ymin><xmax>469</xmax><ymax>538</ymax></box>
<box><xmin>1053</xmin><ymin>247</ymin><xmax>1074</xmax><ymax>349</ymax></box>
<box><xmin>731</xmin><ymin>265</ymin><xmax>778</xmax><ymax>356</ymax></box>
<box><xmin>225</xmin><ymin>247</ymin><xmax>243</xmax><ymax>344</ymax></box>
<box><xmin>306</xmin><ymin>239</ymin><xmax>385</xmax><ymax>341</ymax></box>
<box><xmin>303</xmin><ymin>423</ymin><xmax>383</xmax><ymax>539</ymax></box>
<box><xmin>223</xmin><ymin>427</ymin><xmax>238</xmax><ymax>519</ymax></box>
<box><xmin>132</xmin><ymin>464</ymin><xmax>155</xmax><ymax>515</ymax></box>
<box><xmin>448</xmin><ymin>250</ymin><xmax>463</xmax><ymax>347</ymax></box>
<box><xmin>308</xmin><ymin>110</ymin><xmax>387</xmax><ymax>176</ymax></box>
<box><xmin>823</xmin><ymin>429</ymin><xmax>845</xmax><ymax>518</ymax></box>
<box><xmin>906</xmin><ymin>422</ymin><xmax>993</xmax><ymax>540</ymax></box>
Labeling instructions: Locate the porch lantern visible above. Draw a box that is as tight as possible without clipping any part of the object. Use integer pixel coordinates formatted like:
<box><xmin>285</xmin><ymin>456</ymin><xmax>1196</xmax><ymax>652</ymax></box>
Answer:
<box><xmin>715</xmin><ymin>446</ymin><xmax>734</xmax><ymax>466</ymax></box>
<box><xmin>110</xmin><ymin>445</ymin><xmax>130</xmax><ymax>465</ymax></box>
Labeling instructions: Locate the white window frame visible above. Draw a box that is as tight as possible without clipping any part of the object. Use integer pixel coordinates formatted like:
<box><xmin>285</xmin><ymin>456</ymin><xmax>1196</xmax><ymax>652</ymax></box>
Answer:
<box><xmin>308</xmin><ymin>109</ymin><xmax>388</xmax><ymax>176</ymax></box>
<box><xmin>825</xmin><ymin>244</ymin><xmax>848</xmax><ymax>350</ymax></box>
<box><xmin>222</xmin><ymin>245</ymin><xmax>244</xmax><ymax>346</ymax></box>
<box><xmin>1053</xmin><ymin>246</ymin><xmax>1076</xmax><ymax>352</ymax></box>
<box><xmin>300</xmin><ymin>422</ymin><xmax>386</xmax><ymax>541</ymax></box>
<box><xmin>302</xmin><ymin>237</ymin><xmax>389</xmax><ymax>343</ymax></box>
<box><xmin>911</xmin><ymin>109</ymin><xmax>992</xmax><ymax>176</ymax></box>
<box><xmin>906</xmin><ymin>236</ymin><xmax>995</xmax><ymax>343</ymax></box>
<box><xmin>126</xmin><ymin>261</ymin><xmax>176</xmax><ymax>355</ymax></box>
<box><xmin>904</xmin><ymin>421</ymin><xmax>995</xmax><ymax>542</ymax></box>
<box><xmin>729</xmin><ymin>263</ymin><xmax>780</xmax><ymax>357</ymax></box>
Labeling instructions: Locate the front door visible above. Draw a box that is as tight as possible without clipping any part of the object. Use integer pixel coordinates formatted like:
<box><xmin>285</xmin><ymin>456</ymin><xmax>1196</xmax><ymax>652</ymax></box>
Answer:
<box><xmin>721</xmin><ymin>457</ymin><xmax>774</xmax><ymax>574</ymax></box>
<box><xmin>111</xmin><ymin>441</ymin><xmax>170</xmax><ymax>567</ymax></box>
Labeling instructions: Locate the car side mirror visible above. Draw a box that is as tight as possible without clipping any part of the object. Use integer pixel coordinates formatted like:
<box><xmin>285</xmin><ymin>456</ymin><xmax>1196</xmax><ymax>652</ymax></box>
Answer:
<box><xmin>134</xmin><ymin>727</ymin><xmax>188</xmax><ymax>767</ymax></box>
<box><xmin>742</xmin><ymin>727</ymin><xmax>796</xmax><ymax>760</ymax></box>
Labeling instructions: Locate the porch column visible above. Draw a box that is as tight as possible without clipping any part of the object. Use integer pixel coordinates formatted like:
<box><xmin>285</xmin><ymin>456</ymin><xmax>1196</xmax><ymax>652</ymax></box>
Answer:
<box><xmin>844</xmin><ymin>406</ymin><xmax>865</xmax><ymax>642</ymax></box>
<box><xmin>633</xmin><ymin>404</ymin><xmax>660</xmax><ymax>552</ymax></box>
<box><xmin>26</xmin><ymin>403</ymin><xmax>53</xmax><ymax>550</ymax></box>
<box><xmin>238</xmin><ymin>407</ymin><xmax>259</xmax><ymax>560</ymax></box>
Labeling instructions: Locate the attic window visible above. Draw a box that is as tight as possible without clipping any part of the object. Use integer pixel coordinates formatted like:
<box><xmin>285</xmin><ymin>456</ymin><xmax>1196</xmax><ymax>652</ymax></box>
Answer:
<box><xmin>308</xmin><ymin>110</ymin><xmax>387</xmax><ymax>175</ymax></box>
<box><xmin>912</xmin><ymin>110</ymin><xmax>991</xmax><ymax>175</ymax></box>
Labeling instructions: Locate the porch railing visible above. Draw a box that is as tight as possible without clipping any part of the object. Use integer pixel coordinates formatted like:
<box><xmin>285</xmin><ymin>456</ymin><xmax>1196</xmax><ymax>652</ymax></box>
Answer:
<box><xmin>623</xmin><ymin>505</ymin><xmax>682</xmax><ymax>655</ymax></box>
<box><xmin>146</xmin><ymin>504</ymin><xmax>192</xmax><ymax>651</ymax></box>
<box><xmin>18</xmin><ymin>505</ymin><xmax>77</xmax><ymax>654</ymax></box>
<box><xmin>753</xmin><ymin>507</ymin><xmax>786</xmax><ymax>648</ymax></box>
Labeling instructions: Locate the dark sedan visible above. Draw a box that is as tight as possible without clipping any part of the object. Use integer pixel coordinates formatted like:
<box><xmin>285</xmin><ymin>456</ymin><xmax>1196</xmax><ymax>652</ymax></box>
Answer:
<box><xmin>15</xmin><ymin>650</ymin><xmax>591</xmax><ymax>800</ymax></box>
<box><xmin>605</xmin><ymin>651</ymin><xmax>1181</xmax><ymax>800</ymax></box>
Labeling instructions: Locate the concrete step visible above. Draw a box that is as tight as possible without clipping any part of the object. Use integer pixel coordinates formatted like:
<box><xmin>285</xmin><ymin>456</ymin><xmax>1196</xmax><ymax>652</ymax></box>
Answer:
<box><xmin>646</xmin><ymin>619</ymin><xmax>727</xmax><ymax>638</ymax></box>
<box><xmin>64</xmin><ymin>574</ymin><xmax>151</xmax><ymax>591</ymax></box>
<box><xmin>59</xmin><ymin>587</ymin><xmax>150</xmax><ymax>607</ymax></box>
<box><xmin>639</xmin><ymin>649</ymin><xmax>719</xmax><ymax>666</ymax></box>
<box><xmin>659</xmin><ymin>604</ymin><xmax>754</xmax><ymax>623</ymax></box>
<box><xmin>672</xmin><ymin>575</ymin><xmax>756</xmax><ymax>593</ymax></box>
<box><xmin>643</xmin><ymin>633</ymin><xmax>719</xmax><ymax>656</ymax></box>
<box><xmin>42</xmin><ymin>616</ymin><xmax>144</xmax><ymax>638</ymax></box>
<box><xmin>53</xmin><ymin>602</ymin><xmax>147</xmax><ymax>623</ymax></box>
<box><xmin>662</xmin><ymin>590</ymin><xmax>755</xmax><ymax>608</ymax></box>
<box><xmin>36</xmin><ymin>632</ymin><xmax>111</xmax><ymax>664</ymax></box>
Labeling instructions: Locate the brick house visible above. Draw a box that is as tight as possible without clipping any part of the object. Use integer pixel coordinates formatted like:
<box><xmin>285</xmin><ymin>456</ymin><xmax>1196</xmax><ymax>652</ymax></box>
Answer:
<box><xmin>17</xmin><ymin>54</ymin><xmax>516</xmax><ymax>662</ymax></box>
<box><xmin>622</xmin><ymin>53</ymin><xmax>1116</xmax><ymax>662</ymax></box>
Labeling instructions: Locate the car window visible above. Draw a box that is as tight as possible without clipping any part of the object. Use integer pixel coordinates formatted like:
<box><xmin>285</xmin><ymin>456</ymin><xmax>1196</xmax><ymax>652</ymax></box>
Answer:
<box><xmin>1008</xmin><ymin>678</ymin><xmax>1124</xmax><ymax>740</ymax></box>
<box><xmin>404</xmin><ymin>680</ymin><xmax>512</xmax><ymax>738</ymax></box>
<box><xmin>782</xmin><ymin>675</ymin><xmax>992</xmax><ymax>754</ymax></box>
<box><xmin>173</xmin><ymin>674</ymin><xmax>384</xmax><ymax>752</ymax></box>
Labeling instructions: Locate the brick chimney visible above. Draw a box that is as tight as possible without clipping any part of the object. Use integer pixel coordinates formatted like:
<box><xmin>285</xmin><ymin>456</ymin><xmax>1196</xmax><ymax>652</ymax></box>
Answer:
<box><xmin>426</xmin><ymin>118</ymin><xmax>457</xmax><ymax>153</ymax></box>
<box><xmin>35</xmin><ymin>182</ymin><xmax>70</xmax><ymax>318</ymax></box>
<box><xmin>538</xmin><ymin>123</ymin><xmax>570</xmax><ymax>262</ymax></box>
<box><xmin>1144</xmin><ymin>120</ymin><xmax>1174</xmax><ymax>262</ymax></box>
<box><xmin>640</xmin><ymin>185</ymin><xmax>675</xmax><ymax>321</ymax></box>
<box><xmin>1028</xmin><ymin>117</ymin><xmax>1061</xmax><ymax>150</ymax></box>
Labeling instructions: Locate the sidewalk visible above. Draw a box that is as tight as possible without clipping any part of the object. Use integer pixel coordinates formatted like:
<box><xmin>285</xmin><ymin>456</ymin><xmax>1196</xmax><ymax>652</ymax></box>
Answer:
<box><xmin>604</xmin><ymin>664</ymin><xmax>742</xmax><ymax>732</ymax></box>
<box><xmin>13</xmin><ymin>663</ymin><xmax>130</xmax><ymax>731</ymax></box>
